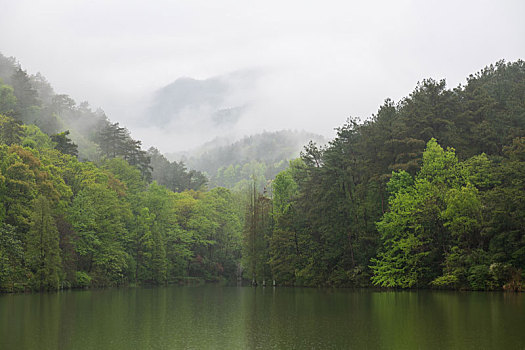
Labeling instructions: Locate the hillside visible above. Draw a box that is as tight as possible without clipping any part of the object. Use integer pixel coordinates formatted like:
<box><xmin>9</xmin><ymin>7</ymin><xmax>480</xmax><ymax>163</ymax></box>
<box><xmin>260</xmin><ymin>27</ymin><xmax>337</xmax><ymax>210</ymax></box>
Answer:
<box><xmin>0</xmin><ymin>55</ymin><xmax>246</xmax><ymax>292</ymax></box>
<box><xmin>168</xmin><ymin>130</ymin><xmax>326</xmax><ymax>190</ymax></box>
<box><xmin>0</xmin><ymin>52</ymin><xmax>207</xmax><ymax>193</ymax></box>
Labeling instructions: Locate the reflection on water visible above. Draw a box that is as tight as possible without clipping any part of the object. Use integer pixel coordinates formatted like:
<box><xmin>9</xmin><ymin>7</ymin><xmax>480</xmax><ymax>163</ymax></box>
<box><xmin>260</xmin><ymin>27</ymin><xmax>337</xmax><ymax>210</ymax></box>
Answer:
<box><xmin>0</xmin><ymin>286</ymin><xmax>524</xmax><ymax>349</ymax></box>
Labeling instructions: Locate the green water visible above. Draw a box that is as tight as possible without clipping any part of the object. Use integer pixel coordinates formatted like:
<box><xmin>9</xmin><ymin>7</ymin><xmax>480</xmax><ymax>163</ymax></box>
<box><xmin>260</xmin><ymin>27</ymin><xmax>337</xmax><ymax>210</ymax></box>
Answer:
<box><xmin>0</xmin><ymin>286</ymin><xmax>524</xmax><ymax>349</ymax></box>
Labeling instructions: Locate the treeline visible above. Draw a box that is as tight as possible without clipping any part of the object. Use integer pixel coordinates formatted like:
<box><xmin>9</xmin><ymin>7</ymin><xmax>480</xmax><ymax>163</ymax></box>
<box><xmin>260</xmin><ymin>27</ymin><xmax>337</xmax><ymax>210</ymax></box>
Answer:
<box><xmin>0</xmin><ymin>132</ymin><xmax>242</xmax><ymax>291</ymax></box>
<box><xmin>244</xmin><ymin>60</ymin><xmax>525</xmax><ymax>291</ymax></box>
<box><xmin>2</xmin><ymin>52</ymin><xmax>524</xmax><ymax>292</ymax></box>
<box><xmin>0</xmin><ymin>54</ymin><xmax>242</xmax><ymax>292</ymax></box>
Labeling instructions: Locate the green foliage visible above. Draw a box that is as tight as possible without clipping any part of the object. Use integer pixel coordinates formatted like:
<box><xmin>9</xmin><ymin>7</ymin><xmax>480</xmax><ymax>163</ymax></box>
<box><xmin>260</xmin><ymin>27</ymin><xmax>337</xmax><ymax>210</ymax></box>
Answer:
<box><xmin>0</xmin><ymin>81</ymin><xmax>16</xmax><ymax>116</ymax></box>
<box><xmin>372</xmin><ymin>140</ymin><xmax>471</xmax><ymax>288</ymax></box>
<box><xmin>197</xmin><ymin>187</ymin><xmax>243</xmax><ymax>280</ymax></box>
<box><xmin>9</xmin><ymin>67</ymin><xmax>41</xmax><ymax>123</ymax></box>
<box><xmin>0</xmin><ymin>223</ymin><xmax>25</xmax><ymax>291</ymax></box>
<box><xmin>148</xmin><ymin>147</ymin><xmax>207</xmax><ymax>193</ymax></box>
<box><xmin>22</xmin><ymin>124</ymin><xmax>55</xmax><ymax>150</ymax></box>
<box><xmin>0</xmin><ymin>114</ymin><xmax>24</xmax><ymax>145</ymax></box>
<box><xmin>386</xmin><ymin>170</ymin><xmax>414</xmax><ymax>195</ymax></box>
<box><xmin>96</xmin><ymin>122</ymin><xmax>152</xmax><ymax>180</ymax></box>
<box><xmin>75</xmin><ymin>271</ymin><xmax>92</xmax><ymax>287</ymax></box>
<box><xmin>268</xmin><ymin>166</ymin><xmax>300</xmax><ymax>284</ymax></box>
<box><xmin>372</xmin><ymin>137</ymin><xmax>525</xmax><ymax>290</ymax></box>
<box><xmin>51</xmin><ymin>130</ymin><xmax>78</xmax><ymax>157</ymax></box>
<box><xmin>102</xmin><ymin>157</ymin><xmax>146</xmax><ymax>194</ymax></box>
<box><xmin>442</xmin><ymin>184</ymin><xmax>482</xmax><ymax>246</ymax></box>
<box><xmin>272</xmin><ymin>168</ymin><xmax>298</xmax><ymax>218</ymax></box>
<box><xmin>468</xmin><ymin>264</ymin><xmax>491</xmax><ymax>290</ymax></box>
<box><xmin>26</xmin><ymin>196</ymin><xmax>62</xmax><ymax>291</ymax></box>
<box><xmin>67</xmin><ymin>182</ymin><xmax>130</xmax><ymax>286</ymax></box>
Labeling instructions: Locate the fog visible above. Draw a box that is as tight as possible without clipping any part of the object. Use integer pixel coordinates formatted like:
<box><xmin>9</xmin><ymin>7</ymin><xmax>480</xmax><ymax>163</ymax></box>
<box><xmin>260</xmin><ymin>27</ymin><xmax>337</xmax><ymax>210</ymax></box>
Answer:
<box><xmin>1</xmin><ymin>0</ymin><xmax>524</xmax><ymax>152</ymax></box>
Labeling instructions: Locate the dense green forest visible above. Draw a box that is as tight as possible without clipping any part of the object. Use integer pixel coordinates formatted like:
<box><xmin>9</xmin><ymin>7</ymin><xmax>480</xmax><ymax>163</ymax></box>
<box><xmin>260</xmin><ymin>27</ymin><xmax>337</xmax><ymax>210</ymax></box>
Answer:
<box><xmin>0</xmin><ymin>53</ymin><xmax>241</xmax><ymax>291</ymax></box>
<box><xmin>0</xmin><ymin>53</ymin><xmax>524</xmax><ymax>292</ymax></box>
<box><xmin>245</xmin><ymin>60</ymin><xmax>525</xmax><ymax>291</ymax></box>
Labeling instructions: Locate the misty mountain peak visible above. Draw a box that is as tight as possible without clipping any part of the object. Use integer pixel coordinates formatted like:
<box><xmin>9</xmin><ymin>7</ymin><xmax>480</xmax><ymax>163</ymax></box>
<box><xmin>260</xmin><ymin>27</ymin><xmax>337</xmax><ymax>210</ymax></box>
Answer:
<box><xmin>145</xmin><ymin>70</ymin><xmax>259</xmax><ymax>128</ymax></box>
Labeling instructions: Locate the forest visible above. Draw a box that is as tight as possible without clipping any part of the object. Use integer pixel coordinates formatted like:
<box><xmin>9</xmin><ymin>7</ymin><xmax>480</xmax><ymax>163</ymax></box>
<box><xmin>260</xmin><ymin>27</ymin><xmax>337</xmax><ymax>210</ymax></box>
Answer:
<box><xmin>244</xmin><ymin>60</ymin><xmax>525</xmax><ymax>291</ymax></box>
<box><xmin>0</xmin><ymin>53</ymin><xmax>242</xmax><ymax>291</ymax></box>
<box><xmin>0</xmin><ymin>52</ymin><xmax>524</xmax><ymax>291</ymax></box>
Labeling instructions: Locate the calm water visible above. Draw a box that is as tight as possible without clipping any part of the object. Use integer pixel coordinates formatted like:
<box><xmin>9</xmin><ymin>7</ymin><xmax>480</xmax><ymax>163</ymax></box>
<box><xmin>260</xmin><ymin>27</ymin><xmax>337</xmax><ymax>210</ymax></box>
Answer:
<box><xmin>0</xmin><ymin>286</ymin><xmax>524</xmax><ymax>349</ymax></box>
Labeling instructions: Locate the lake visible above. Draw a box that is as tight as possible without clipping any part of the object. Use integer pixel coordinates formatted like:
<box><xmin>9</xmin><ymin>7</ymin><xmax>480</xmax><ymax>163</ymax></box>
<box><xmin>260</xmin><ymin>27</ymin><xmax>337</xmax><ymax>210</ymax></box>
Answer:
<box><xmin>1</xmin><ymin>286</ymin><xmax>524</xmax><ymax>349</ymax></box>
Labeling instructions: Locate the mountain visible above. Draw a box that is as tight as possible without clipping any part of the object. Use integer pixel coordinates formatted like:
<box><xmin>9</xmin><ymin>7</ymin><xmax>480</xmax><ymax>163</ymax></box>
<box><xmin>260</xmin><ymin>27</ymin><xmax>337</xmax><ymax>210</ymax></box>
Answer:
<box><xmin>145</xmin><ymin>70</ymin><xmax>259</xmax><ymax>130</ymax></box>
<box><xmin>148</xmin><ymin>76</ymin><xmax>228</xmax><ymax>125</ymax></box>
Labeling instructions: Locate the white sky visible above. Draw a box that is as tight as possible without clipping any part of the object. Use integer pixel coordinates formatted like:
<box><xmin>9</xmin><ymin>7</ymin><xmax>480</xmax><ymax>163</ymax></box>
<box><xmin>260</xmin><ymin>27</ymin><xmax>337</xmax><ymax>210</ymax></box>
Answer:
<box><xmin>1</xmin><ymin>0</ymin><xmax>524</xmax><ymax>152</ymax></box>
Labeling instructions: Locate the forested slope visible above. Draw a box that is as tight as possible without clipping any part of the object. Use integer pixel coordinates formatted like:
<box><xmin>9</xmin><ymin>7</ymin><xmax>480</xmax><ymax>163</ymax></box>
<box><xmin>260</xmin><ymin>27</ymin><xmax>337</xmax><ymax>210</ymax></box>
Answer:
<box><xmin>246</xmin><ymin>60</ymin><xmax>525</xmax><ymax>291</ymax></box>
<box><xmin>0</xmin><ymin>54</ymin><xmax>240</xmax><ymax>291</ymax></box>
<box><xmin>0</xmin><ymin>53</ymin><xmax>207</xmax><ymax>192</ymax></box>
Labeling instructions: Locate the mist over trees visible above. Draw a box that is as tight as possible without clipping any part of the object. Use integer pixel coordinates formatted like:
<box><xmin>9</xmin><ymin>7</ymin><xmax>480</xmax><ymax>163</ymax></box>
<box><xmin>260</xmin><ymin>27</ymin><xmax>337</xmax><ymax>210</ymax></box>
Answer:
<box><xmin>148</xmin><ymin>147</ymin><xmax>208</xmax><ymax>192</ymax></box>
<box><xmin>0</xmin><ymin>52</ymin><xmax>206</xmax><ymax>188</ymax></box>
<box><xmin>170</xmin><ymin>130</ymin><xmax>326</xmax><ymax>191</ymax></box>
<box><xmin>0</xmin><ymin>52</ymin><xmax>523</xmax><ymax>292</ymax></box>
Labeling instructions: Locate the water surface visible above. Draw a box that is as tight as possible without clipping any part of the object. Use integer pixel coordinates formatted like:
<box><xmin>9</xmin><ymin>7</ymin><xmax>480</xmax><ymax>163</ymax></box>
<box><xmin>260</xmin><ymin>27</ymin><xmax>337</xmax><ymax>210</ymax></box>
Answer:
<box><xmin>1</xmin><ymin>286</ymin><xmax>524</xmax><ymax>349</ymax></box>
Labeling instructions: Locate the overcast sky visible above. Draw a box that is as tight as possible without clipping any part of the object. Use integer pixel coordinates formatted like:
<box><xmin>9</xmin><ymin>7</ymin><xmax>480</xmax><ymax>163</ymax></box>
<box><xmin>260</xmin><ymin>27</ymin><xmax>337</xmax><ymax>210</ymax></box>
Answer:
<box><xmin>1</xmin><ymin>0</ymin><xmax>524</xmax><ymax>152</ymax></box>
